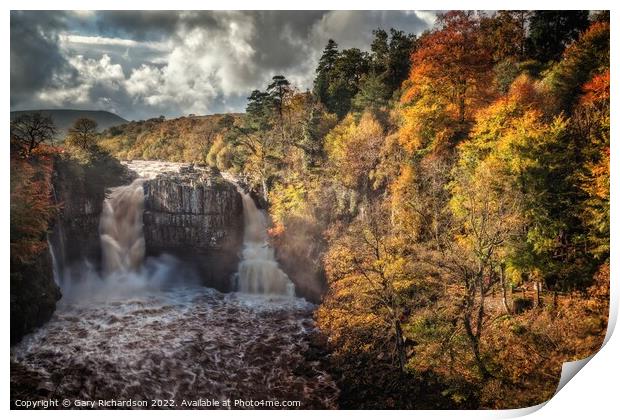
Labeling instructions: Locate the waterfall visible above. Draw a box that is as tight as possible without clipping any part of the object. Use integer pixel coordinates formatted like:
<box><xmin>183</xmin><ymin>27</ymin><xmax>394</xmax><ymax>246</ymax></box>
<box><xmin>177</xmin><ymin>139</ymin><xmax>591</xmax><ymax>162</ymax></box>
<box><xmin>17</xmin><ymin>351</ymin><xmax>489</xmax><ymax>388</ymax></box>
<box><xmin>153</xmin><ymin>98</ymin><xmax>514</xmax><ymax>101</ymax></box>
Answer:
<box><xmin>47</xmin><ymin>236</ymin><xmax>61</xmax><ymax>287</ymax></box>
<box><xmin>99</xmin><ymin>179</ymin><xmax>146</xmax><ymax>275</ymax></box>
<box><xmin>48</xmin><ymin>184</ymin><xmax>67</xmax><ymax>287</ymax></box>
<box><xmin>235</xmin><ymin>189</ymin><xmax>295</xmax><ymax>296</ymax></box>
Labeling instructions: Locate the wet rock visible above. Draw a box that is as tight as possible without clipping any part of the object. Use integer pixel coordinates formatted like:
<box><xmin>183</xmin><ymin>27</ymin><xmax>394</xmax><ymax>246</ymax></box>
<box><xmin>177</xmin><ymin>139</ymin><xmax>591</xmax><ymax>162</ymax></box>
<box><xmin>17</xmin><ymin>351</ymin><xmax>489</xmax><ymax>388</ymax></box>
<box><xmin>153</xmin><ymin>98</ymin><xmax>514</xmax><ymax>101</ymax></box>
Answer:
<box><xmin>142</xmin><ymin>167</ymin><xmax>243</xmax><ymax>291</ymax></box>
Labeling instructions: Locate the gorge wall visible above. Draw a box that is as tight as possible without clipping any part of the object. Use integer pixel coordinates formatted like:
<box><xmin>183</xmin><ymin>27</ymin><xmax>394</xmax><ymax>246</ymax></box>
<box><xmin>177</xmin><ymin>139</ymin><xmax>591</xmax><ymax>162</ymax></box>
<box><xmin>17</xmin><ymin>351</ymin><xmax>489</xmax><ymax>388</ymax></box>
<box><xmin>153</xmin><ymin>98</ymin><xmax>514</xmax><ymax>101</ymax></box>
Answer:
<box><xmin>128</xmin><ymin>162</ymin><xmax>244</xmax><ymax>292</ymax></box>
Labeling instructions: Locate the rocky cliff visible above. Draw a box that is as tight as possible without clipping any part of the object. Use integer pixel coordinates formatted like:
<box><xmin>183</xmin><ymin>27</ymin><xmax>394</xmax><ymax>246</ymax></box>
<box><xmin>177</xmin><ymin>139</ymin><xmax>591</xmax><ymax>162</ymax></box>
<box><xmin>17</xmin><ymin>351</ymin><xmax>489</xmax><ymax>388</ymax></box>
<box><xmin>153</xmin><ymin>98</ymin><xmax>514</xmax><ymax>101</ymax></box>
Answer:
<box><xmin>50</xmin><ymin>154</ymin><xmax>135</xmax><ymax>273</ymax></box>
<box><xmin>10</xmin><ymin>249</ymin><xmax>61</xmax><ymax>344</ymax></box>
<box><xmin>11</xmin><ymin>151</ymin><xmax>132</xmax><ymax>344</ymax></box>
<box><xmin>142</xmin><ymin>166</ymin><xmax>244</xmax><ymax>291</ymax></box>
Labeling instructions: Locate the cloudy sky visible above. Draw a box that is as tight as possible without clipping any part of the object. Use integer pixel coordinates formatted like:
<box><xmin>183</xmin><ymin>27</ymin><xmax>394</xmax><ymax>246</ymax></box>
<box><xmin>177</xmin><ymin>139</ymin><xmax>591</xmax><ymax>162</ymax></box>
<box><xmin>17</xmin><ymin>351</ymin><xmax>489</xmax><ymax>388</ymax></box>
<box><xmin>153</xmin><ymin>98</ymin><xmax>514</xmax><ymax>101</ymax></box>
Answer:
<box><xmin>10</xmin><ymin>10</ymin><xmax>436</xmax><ymax>120</ymax></box>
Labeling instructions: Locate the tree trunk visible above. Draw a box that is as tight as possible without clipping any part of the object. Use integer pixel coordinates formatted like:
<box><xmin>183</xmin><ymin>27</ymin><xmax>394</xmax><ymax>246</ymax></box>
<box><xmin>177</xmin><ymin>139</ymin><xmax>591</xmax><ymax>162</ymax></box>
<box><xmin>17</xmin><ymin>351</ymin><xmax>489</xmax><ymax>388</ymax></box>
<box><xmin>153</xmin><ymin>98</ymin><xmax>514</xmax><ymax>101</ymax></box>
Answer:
<box><xmin>535</xmin><ymin>281</ymin><xmax>542</xmax><ymax>307</ymax></box>
<box><xmin>463</xmin><ymin>312</ymin><xmax>491</xmax><ymax>380</ymax></box>
<box><xmin>394</xmin><ymin>318</ymin><xmax>407</xmax><ymax>373</ymax></box>
<box><xmin>500</xmin><ymin>264</ymin><xmax>512</xmax><ymax>315</ymax></box>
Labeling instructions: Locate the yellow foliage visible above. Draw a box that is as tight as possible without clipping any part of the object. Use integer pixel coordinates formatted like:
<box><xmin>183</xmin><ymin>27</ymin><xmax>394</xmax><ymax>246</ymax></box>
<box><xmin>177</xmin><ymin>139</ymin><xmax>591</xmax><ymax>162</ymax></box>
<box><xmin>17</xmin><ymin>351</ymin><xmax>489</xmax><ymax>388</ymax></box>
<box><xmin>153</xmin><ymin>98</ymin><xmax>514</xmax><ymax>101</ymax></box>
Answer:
<box><xmin>324</xmin><ymin>112</ymin><xmax>384</xmax><ymax>190</ymax></box>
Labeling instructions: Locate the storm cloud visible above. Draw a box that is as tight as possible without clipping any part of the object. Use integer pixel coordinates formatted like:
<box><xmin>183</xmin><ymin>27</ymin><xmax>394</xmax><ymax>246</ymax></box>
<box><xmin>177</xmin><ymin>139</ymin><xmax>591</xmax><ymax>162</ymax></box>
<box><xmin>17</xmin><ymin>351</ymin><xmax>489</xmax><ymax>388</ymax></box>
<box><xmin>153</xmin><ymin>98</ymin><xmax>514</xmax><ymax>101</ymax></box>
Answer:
<box><xmin>10</xmin><ymin>10</ymin><xmax>435</xmax><ymax>120</ymax></box>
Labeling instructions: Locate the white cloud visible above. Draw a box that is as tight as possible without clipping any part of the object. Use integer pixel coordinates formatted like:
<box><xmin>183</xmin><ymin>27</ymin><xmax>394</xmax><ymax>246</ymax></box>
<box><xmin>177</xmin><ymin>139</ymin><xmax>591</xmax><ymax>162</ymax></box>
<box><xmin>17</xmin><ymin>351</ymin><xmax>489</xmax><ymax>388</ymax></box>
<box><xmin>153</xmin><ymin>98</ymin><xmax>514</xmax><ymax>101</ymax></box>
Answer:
<box><xmin>69</xmin><ymin>54</ymin><xmax>125</xmax><ymax>86</ymax></box>
<box><xmin>59</xmin><ymin>33</ymin><xmax>172</xmax><ymax>52</ymax></box>
<box><xmin>123</xmin><ymin>17</ymin><xmax>261</xmax><ymax>115</ymax></box>
<box><xmin>413</xmin><ymin>11</ymin><xmax>438</xmax><ymax>27</ymax></box>
<box><xmin>37</xmin><ymin>54</ymin><xmax>126</xmax><ymax>112</ymax></box>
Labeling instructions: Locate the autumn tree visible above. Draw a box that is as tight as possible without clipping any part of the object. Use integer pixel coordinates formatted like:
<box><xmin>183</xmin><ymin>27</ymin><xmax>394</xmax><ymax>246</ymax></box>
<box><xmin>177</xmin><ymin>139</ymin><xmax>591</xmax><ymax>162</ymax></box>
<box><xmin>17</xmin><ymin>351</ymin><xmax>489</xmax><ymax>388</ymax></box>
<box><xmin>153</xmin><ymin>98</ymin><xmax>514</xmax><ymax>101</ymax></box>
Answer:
<box><xmin>479</xmin><ymin>11</ymin><xmax>531</xmax><ymax>62</ymax></box>
<box><xmin>10</xmin><ymin>112</ymin><xmax>57</xmax><ymax>157</ymax></box>
<box><xmin>10</xmin><ymin>156</ymin><xmax>57</xmax><ymax>263</ymax></box>
<box><xmin>543</xmin><ymin>20</ymin><xmax>610</xmax><ymax>112</ymax></box>
<box><xmin>404</xmin><ymin>11</ymin><xmax>494</xmax><ymax>124</ymax></box>
<box><xmin>66</xmin><ymin>118</ymin><xmax>99</xmax><ymax>149</ymax></box>
<box><xmin>319</xmin><ymin>202</ymin><xmax>415</xmax><ymax>372</ymax></box>
<box><xmin>574</xmin><ymin>70</ymin><xmax>609</xmax><ymax>261</ymax></box>
<box><xmin>324</xmin><ymin>112</ymin><xmax>384</xmax><ymax>195</ymax></box>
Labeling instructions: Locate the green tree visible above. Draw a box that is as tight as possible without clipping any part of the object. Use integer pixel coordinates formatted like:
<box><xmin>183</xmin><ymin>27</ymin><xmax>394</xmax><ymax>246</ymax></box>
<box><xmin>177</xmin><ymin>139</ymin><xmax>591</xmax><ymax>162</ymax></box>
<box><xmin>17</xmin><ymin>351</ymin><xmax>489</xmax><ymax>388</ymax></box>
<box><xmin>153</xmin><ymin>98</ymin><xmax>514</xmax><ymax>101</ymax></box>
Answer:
<box><xmin>327</xmin><ymin>48</ymin><xmax>371</xmax><ymax>118</ymax></box>
<box><xmin>352</xmin><ymin>73</ymin><xmax>390</xmax><ymax>113</ymax></box>
<box><xmin>313</xmin><ymin>39</ymin><xmax>339</xmax><ymax>108</ymax></box>
<box><xmin>267</xmin><ymin>75</ymin><xmax>292</xmax><ymax>120</ymax></box>
<box><xmin>385</xmin><ymin>28</ymin><xmax>417</xmax><ymax>93</ymax></box>
<box><xmin>543</xmin><ymin>20</ymin><xmax>610</xmax><ymax>112</ymax></box>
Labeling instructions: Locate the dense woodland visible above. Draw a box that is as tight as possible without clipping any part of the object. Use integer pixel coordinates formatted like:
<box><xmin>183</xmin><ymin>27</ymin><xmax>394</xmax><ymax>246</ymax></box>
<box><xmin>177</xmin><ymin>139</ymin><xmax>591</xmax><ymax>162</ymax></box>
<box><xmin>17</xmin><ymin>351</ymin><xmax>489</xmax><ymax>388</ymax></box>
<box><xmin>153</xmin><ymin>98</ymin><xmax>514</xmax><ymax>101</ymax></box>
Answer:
<box><xmin>11</xmin><ymin>11</ymin><xmax>610</xmax><ymax>409</ymax></box>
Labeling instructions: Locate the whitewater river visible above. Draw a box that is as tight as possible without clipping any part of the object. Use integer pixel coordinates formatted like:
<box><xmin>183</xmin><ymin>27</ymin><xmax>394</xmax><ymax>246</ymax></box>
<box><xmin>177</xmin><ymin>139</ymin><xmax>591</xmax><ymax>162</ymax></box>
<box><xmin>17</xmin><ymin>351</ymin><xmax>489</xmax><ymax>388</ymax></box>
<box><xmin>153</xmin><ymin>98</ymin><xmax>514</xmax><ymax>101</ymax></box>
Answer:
<box><xmin>10</xmin><ymin>161</ymin><xmax>338</xmax><ymax>409</ymax></box>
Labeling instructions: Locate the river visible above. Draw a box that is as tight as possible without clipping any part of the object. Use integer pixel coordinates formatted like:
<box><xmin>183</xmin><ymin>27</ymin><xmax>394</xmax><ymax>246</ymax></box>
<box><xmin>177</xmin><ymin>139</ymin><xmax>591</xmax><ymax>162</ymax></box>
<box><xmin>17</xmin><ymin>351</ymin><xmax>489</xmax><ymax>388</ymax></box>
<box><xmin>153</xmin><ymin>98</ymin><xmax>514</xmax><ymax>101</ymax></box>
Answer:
<box><xmin>10</xmin><ymin>160</ymin><xmax>338</xmax><ymax>409</ymax></box>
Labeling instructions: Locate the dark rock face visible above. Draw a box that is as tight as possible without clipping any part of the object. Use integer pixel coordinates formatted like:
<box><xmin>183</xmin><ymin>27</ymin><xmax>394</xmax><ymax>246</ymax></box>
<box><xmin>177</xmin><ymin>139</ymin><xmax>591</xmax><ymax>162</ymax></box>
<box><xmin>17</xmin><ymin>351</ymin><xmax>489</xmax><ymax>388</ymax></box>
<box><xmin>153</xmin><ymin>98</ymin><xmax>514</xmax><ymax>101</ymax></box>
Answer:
<box><xmin>142</xmin><ymin>167</ymin><xmax>243</xmax><ymax>291</ymax></box>
<box><xmin>50</xmin><ymin>178</ymin><xmax>102</xmax><ymax>269</ymax></box>
<box><xmin>10</xmin><ymin>250</ymin><xmax>62</xmax><ymax>345</ymax></box>
<box><xmin>272</xmin><ymin>224</ymin><xmax>328</xmax><ymax>303</ymax></box>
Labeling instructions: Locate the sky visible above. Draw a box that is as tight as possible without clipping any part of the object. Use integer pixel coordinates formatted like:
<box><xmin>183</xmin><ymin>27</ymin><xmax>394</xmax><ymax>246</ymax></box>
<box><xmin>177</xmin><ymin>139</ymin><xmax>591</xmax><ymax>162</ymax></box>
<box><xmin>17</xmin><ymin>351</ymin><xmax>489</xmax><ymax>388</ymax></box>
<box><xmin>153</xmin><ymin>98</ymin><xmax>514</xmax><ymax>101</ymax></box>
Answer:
<box><xmin>10</xmin><ymin>10</ymin><xmax>436</xmax><ymax>121</ymax></box>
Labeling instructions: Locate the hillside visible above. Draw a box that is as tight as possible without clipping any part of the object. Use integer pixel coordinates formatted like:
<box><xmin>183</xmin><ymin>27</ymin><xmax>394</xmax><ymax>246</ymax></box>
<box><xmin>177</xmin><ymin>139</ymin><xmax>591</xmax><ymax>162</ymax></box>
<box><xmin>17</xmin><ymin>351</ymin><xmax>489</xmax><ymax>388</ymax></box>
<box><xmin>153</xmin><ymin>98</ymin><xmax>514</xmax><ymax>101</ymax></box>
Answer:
<box><xmin>10</xmin><ymin>109</ymin><xmax>127</xmax><ymax>137</ymax></box>
<box><xmin>98</xmin><ymin>113</ymin><xmax>242</xmax><ymax>163</ymax></box>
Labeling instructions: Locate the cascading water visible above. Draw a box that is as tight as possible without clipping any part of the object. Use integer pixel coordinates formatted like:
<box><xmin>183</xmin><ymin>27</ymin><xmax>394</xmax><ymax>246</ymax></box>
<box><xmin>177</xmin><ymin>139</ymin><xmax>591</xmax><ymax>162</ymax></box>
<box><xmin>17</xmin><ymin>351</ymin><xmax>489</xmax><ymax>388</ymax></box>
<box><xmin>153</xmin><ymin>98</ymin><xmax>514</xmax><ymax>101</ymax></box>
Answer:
<box><xmin>100</xmin><ymin>179</ymin><xmax>146</xmax><ymax>275</ymax></box>
<box><xmin>47</xmin><ymin>236</ymin><xmax>61</xmax><ymax>287</ymax></box>
<box><xmin>236</xmin><ymin>190</ymin><xmax>296</xmax><ymax>296</ymax></box>
<box><xmin>56</xmin><ymin>176</ymin><xmax>174</xmax><ymax>302</ymax></box>
<box><xmin>11</xmin><ymin>161</ymin><xmax>338</xmax><ymax>409</ymax></box>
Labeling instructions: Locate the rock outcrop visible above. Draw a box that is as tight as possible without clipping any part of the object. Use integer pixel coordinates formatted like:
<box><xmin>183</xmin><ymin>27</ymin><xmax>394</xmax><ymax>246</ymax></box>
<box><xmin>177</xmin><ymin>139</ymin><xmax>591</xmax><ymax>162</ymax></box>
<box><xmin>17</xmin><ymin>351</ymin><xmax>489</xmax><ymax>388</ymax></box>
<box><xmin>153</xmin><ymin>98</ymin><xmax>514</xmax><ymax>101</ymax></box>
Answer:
<box><xmin>142</xmin><ymin>166</ymin><xmax>244</xmax><ymax>291</ymax></box>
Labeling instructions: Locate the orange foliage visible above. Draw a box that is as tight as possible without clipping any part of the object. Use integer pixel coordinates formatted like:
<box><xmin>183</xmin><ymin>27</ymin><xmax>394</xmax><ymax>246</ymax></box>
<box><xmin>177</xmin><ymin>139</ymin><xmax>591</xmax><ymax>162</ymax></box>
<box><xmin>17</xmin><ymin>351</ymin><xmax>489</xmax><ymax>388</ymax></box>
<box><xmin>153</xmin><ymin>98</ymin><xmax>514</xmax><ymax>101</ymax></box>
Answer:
<box><xmin>402</xmin><ymin>11</ymin><xmax>494</xmax><ymax>122</ymax></box>
<box><xmin>10</xmin><ymin>151</ymin><xmax>57</xmax><ymax>264</ymax></box>
<box><xmin>580</xmin><ymin>69</ymin><xmax>610</xmax><ymax>106</ymax></box>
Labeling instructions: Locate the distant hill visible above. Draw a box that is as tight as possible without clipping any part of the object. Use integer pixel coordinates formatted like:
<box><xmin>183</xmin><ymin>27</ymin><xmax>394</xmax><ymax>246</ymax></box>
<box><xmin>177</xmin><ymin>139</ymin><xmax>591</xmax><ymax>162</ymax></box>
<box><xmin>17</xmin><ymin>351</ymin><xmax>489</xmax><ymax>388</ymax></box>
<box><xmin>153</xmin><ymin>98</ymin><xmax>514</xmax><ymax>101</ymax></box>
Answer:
<box><xmin>10</xmin><ymin>109</ymin><xmax>127</xmax><ymax>137</ymax></box>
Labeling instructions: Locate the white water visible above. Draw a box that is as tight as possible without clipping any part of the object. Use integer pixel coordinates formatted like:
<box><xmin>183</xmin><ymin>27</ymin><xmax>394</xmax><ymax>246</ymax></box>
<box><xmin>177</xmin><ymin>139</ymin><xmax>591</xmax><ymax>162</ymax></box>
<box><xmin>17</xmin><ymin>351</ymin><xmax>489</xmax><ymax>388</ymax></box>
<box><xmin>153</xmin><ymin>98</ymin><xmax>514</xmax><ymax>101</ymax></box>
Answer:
<box><xmin>11</xmin><ymin>287</ymin><xmax>338</xmax><ymax>408</ymax></box>
<box><xmin>122</xmin><ymin>160</ymin><xmax>185</xmax><ymax>180</ymax></box>
<box><xmin>100</xmin><ymin>179</ymin><xmax>146</xmax><ymax>275</ymax></box>
<box><xmin>47</xmin><ymin>236</ymin><xmax>61</xmax><ymax>286</ymax></box>
<box><xmin>236</xmin><ymin>189</ymin><xmax>296</xmax><ymax>296</ymax></box>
